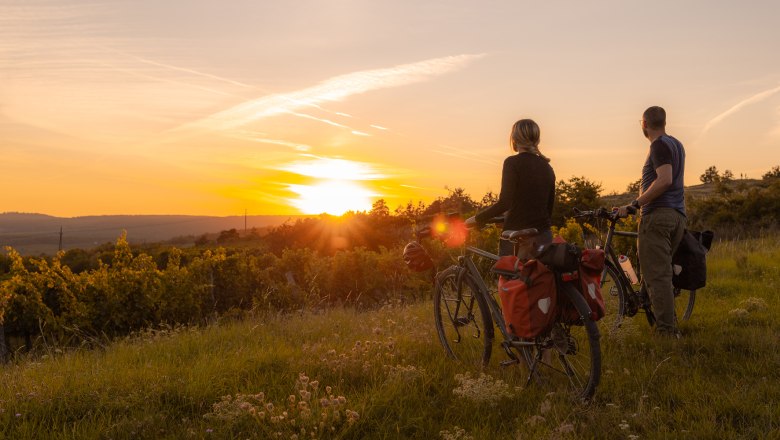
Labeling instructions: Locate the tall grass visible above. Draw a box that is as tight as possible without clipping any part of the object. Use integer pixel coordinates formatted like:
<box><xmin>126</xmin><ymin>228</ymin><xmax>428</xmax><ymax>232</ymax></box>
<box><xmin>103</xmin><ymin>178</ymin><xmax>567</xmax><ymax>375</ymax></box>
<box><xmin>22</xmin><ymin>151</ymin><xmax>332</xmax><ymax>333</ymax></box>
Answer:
<box><xmin>1</xmin><ymin>236</ymin><xmax>778</xmax><ymax>439</ymax></box>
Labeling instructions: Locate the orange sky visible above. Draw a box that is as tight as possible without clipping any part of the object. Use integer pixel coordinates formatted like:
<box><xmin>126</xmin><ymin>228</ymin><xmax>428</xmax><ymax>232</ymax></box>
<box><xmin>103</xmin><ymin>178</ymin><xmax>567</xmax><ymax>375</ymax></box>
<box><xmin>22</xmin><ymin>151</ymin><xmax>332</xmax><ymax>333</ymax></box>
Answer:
<box><xmin>2</xmin><ymin>1</ymin><xmax>780</xmax><ymax>216</ymax></box>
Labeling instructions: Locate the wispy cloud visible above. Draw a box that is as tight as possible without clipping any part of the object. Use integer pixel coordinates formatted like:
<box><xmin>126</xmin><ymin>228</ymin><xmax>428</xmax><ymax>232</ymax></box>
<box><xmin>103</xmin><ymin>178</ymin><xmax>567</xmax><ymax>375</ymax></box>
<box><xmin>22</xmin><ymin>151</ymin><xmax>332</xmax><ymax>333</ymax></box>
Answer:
<box><xmin>180</xmin><ymin>54</ymin><xmax>485</xmax><ymax>133</ymax></box>
<box><xmin>699</xmin><ymin>83</ymin><xmax>780</xmax><ymax>138</ymax></box>
<box><xmin>430</xmin><ymin>144</ymin><xmax>499</xmax><ymax>166</ymax></box>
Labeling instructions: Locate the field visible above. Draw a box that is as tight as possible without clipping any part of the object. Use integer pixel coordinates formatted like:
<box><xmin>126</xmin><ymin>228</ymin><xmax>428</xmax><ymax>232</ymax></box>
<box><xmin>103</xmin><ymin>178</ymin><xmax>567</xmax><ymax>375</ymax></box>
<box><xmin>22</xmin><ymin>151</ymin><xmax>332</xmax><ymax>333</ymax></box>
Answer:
<box><xmin>1</xmin><ymin>236</ymin><xmax>778</xmax><ymax>439</ymax></box>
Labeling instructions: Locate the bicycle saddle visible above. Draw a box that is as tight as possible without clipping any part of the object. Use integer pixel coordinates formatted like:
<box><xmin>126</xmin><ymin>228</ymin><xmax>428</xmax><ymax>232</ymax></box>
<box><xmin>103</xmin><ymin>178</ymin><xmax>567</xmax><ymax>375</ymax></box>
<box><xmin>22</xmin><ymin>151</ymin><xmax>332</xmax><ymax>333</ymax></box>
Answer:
<box><xmin>501</xmin><ymin>228</ymin><xmax>539</xmax><ymax>241</ymax></box>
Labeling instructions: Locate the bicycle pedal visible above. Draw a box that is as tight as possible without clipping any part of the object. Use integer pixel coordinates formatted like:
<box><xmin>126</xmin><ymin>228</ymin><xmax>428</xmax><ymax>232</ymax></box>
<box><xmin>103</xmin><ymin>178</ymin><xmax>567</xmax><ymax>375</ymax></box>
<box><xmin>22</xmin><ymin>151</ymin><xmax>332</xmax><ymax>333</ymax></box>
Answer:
<box><xmin>500</xmin><ymin>359</ymin><xmax>520</xmax><ymax>367</ymax></box>
<box><xmin>453</xmin><ymin>317</ymin><xmax>470</xmax><ymax>327</ymax></box>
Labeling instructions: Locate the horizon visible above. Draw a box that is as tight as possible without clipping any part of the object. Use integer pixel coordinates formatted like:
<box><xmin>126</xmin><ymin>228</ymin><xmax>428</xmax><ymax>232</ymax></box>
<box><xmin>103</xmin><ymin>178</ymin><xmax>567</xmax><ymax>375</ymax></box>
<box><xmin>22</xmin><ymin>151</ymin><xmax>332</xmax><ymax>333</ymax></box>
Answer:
<box><xmin>3</xmin><ymin>1</ymin><xmax>779</xmax><ymax>217</ymax></box>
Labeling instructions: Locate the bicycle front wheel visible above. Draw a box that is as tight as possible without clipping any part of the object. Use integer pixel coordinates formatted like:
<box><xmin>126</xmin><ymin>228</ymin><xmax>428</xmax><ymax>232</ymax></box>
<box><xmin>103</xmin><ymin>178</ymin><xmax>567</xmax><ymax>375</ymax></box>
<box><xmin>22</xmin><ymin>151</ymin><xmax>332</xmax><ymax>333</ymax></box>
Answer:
<box><xmin>600</xmin><ymin>261</ymin><xmax>627</xmax><ymax>335</ymax></box>
<box><xmin>433</xmin><ymin>266</ymin><xmax>493</xmax><ymax>368</ymax></box>
<box><xmin>674</xmin><ymin>288</ymin><xmax>696</xmax><ymax>322</ymax></box>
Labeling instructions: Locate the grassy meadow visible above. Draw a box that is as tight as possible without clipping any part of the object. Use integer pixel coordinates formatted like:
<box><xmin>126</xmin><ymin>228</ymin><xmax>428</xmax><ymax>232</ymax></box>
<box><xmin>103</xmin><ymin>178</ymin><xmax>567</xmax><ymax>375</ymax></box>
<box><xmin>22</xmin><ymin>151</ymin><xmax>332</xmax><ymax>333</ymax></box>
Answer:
<box><xmin>1</xmin><ymin>235</ymin><xmax>778</xmax><ymax>439</ymax></box>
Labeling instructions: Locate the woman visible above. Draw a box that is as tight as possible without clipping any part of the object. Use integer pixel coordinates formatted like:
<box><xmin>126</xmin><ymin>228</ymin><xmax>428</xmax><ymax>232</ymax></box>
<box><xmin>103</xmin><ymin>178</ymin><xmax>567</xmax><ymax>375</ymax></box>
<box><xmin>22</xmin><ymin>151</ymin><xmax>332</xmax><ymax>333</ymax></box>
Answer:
<box><xmin>466</xmin><ymin>119</ymin><xmax>556</xmax><ymax>256</ymax></box>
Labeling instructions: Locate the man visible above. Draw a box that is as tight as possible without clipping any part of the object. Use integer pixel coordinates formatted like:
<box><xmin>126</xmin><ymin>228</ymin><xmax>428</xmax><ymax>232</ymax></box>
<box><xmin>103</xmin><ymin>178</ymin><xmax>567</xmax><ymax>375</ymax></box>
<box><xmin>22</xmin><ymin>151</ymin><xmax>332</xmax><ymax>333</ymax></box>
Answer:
<box><xmin>617</xmin><ymin>106</ymin><xmax>686</xmax><ymax>338</ymax></box>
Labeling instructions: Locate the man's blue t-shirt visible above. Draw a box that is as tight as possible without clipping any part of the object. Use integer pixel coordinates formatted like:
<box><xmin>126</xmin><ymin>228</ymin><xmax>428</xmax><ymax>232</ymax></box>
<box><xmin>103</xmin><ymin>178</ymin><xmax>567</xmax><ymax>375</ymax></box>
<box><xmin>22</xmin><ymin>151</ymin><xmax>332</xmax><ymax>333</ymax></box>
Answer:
<box><xmin>640</xmin><ymin>134</ymin><xmax>686</xmax><ymax>216</ymax></box>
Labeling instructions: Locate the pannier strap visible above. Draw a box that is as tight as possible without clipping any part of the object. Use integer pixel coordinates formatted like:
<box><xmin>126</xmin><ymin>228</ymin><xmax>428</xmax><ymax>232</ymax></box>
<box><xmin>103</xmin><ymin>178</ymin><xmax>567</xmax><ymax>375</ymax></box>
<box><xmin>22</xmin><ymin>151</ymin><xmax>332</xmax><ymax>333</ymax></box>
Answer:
<box><xmin>501</xmin><ymin>228</ymin><xmax>539</xmax><ymax>241</ymax></box>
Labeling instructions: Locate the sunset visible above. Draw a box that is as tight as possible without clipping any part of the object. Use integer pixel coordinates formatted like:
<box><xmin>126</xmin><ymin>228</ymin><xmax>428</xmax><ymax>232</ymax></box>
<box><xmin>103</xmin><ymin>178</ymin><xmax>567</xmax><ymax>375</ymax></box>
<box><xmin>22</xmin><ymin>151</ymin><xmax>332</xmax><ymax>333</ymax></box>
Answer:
<box><xmin>2</xmin><ymin>2</ymin><xmax>780</xmax><ymax>438</ymax></box>
<box><xmin>3</xmin><ymin>1</ymin><xmax>779</xmax><ymax>217</ymax></box>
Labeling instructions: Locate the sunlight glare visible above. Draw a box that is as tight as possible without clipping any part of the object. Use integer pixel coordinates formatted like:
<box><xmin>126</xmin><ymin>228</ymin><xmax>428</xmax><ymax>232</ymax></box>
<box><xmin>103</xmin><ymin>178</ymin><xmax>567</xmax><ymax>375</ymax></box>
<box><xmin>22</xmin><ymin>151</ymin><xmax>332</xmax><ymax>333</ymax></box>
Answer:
<box><xmin>289</xmin><ymin>181</ymin><xmax>374</xmax><ymax>215</ymax></box>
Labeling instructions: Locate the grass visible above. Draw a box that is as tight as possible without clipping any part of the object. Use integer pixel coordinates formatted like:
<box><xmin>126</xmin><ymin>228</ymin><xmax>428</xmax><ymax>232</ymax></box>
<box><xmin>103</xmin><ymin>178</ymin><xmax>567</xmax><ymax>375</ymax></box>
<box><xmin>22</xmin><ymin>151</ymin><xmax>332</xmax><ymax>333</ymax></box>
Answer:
<box><xmin>1</xmin><ymin>236</ymin><xmax>779</xmax><ymax>439</ymax></box>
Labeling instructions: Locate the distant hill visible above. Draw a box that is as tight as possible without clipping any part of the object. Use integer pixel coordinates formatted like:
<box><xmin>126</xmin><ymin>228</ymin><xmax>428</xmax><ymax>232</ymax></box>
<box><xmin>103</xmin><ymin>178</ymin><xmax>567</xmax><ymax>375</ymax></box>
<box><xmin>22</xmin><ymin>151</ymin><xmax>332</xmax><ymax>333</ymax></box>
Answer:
<box><xmin>0</xmin><ymin>213</ymin><xmax>309</xmax><ymax>255</ymax></box>
<box><xmin>600</xmin><ymin>179</ymin><xmax>763</xmax><ymax>209</ymax></box>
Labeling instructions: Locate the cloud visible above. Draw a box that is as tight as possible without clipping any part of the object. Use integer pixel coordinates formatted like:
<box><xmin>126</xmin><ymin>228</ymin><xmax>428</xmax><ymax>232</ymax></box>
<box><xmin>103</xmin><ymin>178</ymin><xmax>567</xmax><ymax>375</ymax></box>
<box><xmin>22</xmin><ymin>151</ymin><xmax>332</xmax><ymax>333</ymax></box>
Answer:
<box><xmin>180</xmin><ymin>54</ymin><xmax>485</xmax><ymax>133</ymax></box>
<box><xmin>699</xmin><ymin>83</ymin><xmax>780</xmax><ymax>138</ymax></box>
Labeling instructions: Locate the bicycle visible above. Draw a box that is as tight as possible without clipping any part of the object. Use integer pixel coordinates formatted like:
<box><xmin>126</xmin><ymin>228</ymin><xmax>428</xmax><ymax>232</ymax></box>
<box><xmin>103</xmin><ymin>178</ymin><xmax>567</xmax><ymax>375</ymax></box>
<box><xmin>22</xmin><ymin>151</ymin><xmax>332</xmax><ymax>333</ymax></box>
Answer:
<box><xmin>571</xmin><ymin>207</ymin><xmax>696</xmax><ymax>335</ymax></box>
<box><xmin>424</xmin><ymin>217</ymin><xmax>601</xmax><ymax>401</ymax></box>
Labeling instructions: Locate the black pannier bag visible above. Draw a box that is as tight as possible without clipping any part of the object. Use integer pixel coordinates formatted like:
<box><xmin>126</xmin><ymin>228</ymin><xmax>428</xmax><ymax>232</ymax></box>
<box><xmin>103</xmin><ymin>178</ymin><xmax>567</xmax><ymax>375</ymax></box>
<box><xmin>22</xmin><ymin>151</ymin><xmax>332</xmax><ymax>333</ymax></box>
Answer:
<box><xmin>672</xmin><ymin>230</ymin><xmax>713</xmax><ymax>290</ymax></box>
<box><xmin>536</xmin><ymin>242</ymin><xmax>581</xmax><ymax>272</ymax></box>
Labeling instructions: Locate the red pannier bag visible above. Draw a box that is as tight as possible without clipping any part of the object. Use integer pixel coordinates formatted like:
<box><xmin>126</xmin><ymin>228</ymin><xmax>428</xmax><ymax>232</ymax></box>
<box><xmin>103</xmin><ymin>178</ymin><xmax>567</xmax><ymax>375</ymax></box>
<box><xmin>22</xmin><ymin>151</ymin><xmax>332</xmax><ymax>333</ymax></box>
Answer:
<box><xmin>559</xmin><ymin>248</ymin><xmax>607</xmax><ymax>324</ymax></box>
<box><xmin>578</xmin><ymin>248</ymin><xmax>606</xmax><ymax>321</ymax></box>
<box><xmin>492</xmin><ymin>256</ymin><xmax>557</xmax><ymax>339</ymax></box>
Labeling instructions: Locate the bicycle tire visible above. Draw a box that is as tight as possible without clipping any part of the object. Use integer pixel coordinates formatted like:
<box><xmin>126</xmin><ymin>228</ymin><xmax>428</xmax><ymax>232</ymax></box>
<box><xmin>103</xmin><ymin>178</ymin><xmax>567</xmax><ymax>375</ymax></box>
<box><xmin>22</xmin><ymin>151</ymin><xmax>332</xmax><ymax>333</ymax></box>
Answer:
<box><xmin>433</xmin><ymin>266</ymin><xmax>494</xmax><ymax>368</ymax></box>
<box><xmin>600</xmin><ymin>261</ymin><xmax>627</xmax><ymax>335</ymax></box>
<box><xmin>522</xmin><ymin>282</ymin><xmax>601</xmax><ymax>401</ymax></box>
<box><xmin>557</xmin><ymin>282</ymin><xmax>601</xmax><ymax>401</ymax></box>
<box><xmin>674</xmin><ymin>288</ymin><xmax>696</xmax><ymax>322</ymax></box>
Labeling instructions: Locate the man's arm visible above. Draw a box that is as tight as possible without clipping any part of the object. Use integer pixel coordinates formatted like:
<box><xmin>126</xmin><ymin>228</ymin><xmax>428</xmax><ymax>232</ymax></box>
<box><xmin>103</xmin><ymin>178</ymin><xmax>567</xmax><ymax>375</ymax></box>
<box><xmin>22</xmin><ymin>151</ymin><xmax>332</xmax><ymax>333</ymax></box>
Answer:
<box><xmin>636</xmin><ymin>164</ymin><xmax>672</xmax><ymax>205</ymax></box>
<box><xmin>617</xmin><ymin>164</ymin><xmax>672</xmax><ymax>216</ymax></box>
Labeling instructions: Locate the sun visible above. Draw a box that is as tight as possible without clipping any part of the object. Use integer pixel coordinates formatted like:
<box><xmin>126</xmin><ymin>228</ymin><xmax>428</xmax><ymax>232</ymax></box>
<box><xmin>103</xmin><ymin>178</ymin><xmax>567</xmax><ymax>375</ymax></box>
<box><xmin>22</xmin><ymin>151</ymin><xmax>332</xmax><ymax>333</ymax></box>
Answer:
<box><xmin>289</xmin><ymin>180</ymin><xmax>374</xmax><ymax>215</ymax></box>
<box><xmin>283</xmin><ymin>156</ymin><xmax>381</xmax><ymax>215</ymax></box>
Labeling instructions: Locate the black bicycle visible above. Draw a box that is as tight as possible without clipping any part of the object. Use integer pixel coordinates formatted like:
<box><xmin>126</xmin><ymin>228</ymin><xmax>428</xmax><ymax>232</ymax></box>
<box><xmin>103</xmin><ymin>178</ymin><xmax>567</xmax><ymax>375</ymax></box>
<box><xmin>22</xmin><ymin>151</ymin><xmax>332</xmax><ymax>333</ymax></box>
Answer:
<box><xmin>424</xmin><ymin>217</ymin><xmax>601</xmax><ymax>401</ymax></box>
<box><xmin>572</xmin><ymin>207</ymin><xmax>696</xmax><ymax>335</ymax></box>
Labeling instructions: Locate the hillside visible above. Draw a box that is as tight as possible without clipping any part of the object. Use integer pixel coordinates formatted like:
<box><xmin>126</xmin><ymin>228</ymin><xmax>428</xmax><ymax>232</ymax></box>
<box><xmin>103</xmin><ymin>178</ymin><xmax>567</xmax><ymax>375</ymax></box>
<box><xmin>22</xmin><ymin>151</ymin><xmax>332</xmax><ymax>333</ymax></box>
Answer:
<box><xmin>0</xmin><ymin>213</ymin><xmax>309</xmax><ymax>255</ymax></box>
<box><xmin>600</xmin><ymin>179</ymin><xmax>763</xmax><ymax>209</ymax></box>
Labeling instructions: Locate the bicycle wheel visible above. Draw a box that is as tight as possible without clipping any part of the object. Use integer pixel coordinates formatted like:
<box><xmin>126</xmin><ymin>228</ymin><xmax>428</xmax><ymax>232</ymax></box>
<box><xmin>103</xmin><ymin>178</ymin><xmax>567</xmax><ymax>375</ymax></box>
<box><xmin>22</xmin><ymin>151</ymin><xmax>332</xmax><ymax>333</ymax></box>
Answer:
<box><xmin>433</xmin><ymin>266</ymin><xmax>493</xmax><ymax>368</ymax></box>
<box><xmin>600</xmin><ymin>261</ymin><xmax>627</xmax><ymax>334</ymax></box>
<box><xmin>524</xmin><ymin>283</ymin><xmax>601</xmax><ymax>401</ymax></box>
<box><xmin>674</xmin><ymin>288</ymin><xmax>696</xmax><ymax>322</ymax></box>
<box><xmin>556</xmin><ymin>283</ymin><xmax>601</xmax><ymax>401</ymax></box>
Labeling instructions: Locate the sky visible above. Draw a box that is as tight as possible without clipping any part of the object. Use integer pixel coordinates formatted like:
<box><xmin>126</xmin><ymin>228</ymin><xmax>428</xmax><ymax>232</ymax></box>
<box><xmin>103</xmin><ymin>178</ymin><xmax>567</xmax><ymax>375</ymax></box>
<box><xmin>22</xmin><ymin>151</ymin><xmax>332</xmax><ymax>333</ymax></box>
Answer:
<box><xmin>2</xmin><ymin>0</ymin><xmax>780</xmax><ymax>217</ymax></box>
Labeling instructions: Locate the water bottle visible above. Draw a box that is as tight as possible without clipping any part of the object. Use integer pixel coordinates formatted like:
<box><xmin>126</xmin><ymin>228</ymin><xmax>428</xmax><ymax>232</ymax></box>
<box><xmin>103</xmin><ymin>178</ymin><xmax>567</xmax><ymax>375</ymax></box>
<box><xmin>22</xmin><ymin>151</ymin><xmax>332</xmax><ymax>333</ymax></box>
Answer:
<box><xmin>618</xmin><ymin>255</ymin><xmax>639</xmax><ymax>285</ymax></box>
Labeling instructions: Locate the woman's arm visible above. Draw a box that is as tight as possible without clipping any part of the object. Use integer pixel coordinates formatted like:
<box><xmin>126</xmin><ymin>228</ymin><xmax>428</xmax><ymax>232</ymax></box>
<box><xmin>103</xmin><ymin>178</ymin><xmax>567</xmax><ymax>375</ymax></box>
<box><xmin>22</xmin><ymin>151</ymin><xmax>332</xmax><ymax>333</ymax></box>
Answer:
<box><xmin>474</xmin><ymin>157</ymin><xmax>517</xmax><ymax>224</ymax></box>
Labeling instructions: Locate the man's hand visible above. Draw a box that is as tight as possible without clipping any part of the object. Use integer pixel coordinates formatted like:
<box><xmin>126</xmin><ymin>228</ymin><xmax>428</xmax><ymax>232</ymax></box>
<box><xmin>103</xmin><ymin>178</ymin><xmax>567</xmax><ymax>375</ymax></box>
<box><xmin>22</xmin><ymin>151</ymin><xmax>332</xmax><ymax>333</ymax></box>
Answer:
<box><xmin>615</xmin><ymin>205</ymin><xmax>631</xmax><ymax>218</ymax></box>
<box><xmin>615</xmin><ymin>200</ymin><xmax>639</xmax><ymax>218</ymax></box>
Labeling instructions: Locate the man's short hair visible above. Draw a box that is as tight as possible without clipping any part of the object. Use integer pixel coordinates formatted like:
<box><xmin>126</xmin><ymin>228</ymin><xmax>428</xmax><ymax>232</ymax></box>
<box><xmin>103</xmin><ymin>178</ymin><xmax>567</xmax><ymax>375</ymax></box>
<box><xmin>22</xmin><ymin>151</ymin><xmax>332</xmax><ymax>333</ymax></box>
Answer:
<box><xmin>643</xmin><ymin>106</ymin><xmax>666</xmax><ymax>130</ymax></box>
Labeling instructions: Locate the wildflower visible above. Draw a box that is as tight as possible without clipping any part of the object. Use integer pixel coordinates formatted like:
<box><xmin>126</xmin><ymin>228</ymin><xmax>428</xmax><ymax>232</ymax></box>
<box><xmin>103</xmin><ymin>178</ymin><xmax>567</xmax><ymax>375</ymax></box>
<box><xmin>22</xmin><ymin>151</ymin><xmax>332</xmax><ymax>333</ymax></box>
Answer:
<box><xmin>206</xmin><ymin>428</ymin><xmax>213</xmax><ymax>433</ymax></box>
<box><xmin>619</xmin><ymin>420</ymin><xmax>630</xmax><ymax>430</ymax></box>
<box><xmin>300</xmin><ymin>390</ymin><xmax>312</xmax><ymax>401</ymax></box>
<box><xmin>310</xmin><ymin>381</ymin><xmax>319</xmax><ymax>390</ymax></box>
<box><xmin>526</xmin><ymin>415</ymin><xmax>545</xmax><ymax>426</ymax></box>
<box><xmin>266</xmin><ymin>403</ymin><xmax>274</xmax><ymax>412</ymax></box>
<box><xmin>326</xmin><ymin>386</ymin><xmax>332</xmax><ymax>394</ymax></box>
<box><xmin>346</xmin><ymin>409</ymin><xmax>360</xmax><ymax>425</ymax></box>
<box><xmin>540</xmin><ymin>400</ymin><xmax>551</xmax><ymax>414</ymax></box>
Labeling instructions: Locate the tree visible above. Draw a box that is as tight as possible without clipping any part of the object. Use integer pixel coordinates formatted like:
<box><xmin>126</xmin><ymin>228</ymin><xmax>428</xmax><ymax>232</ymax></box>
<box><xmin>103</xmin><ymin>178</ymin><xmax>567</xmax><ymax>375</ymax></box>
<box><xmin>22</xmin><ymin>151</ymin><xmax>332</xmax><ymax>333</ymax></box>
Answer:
<box><xmin>763</xmin><ymin>165</ymin><xmax>780</xmax><ymax>180</ymax></box>
<box><xmin>626</xmin><ymin>178</ymin><xmax>641</xmax><ymax>194</ymax></box>
<box><xmin>422</xmin><ymin>187</ymin><xmax>478</xmax><ymax>216</ymax></box>
<box><xmin>370</xmin><ymin>199</ymin><xmax>390</xmax><ymax>217</ymax></box>
<box><xmin>700</xmin><ymin>166</ymin><xmax>721</xmax><ymax>184</ymax></box>
<box><xmin>479</xmin><ymin>190</ymin><xmax>499</xmax><ymax>208</ymax></box>
<box><xmin>216</xmin><ymin>229</ymin><xmax>240</xmax><ymax>244</ymax></box>
<box><xmin>553</xmin><ymin>176</ymin><xmax>603</xmax><ymax>226</ymax></box>
<box><xmin>722</xmin><ymin>169</ymin><xmax>734</xmax><ymax>182</ymax></box>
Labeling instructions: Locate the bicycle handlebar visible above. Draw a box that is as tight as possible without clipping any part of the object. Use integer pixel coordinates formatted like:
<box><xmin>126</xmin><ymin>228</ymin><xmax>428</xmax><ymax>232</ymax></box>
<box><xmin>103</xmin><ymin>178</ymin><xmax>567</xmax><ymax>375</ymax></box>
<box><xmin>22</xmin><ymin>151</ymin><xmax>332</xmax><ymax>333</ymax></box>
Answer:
<box><xmin>572</xmin><ymin>206</ymin><xmax>636</xmax><ymax>221</ymax></box>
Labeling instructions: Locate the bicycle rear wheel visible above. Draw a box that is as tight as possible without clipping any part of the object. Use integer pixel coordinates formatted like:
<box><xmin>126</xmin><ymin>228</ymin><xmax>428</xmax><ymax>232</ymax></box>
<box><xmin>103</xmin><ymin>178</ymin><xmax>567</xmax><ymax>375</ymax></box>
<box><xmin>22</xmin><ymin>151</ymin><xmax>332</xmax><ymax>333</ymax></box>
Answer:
<box><xmin>433</xmin><ymin>266</ymin><xmax>493</xmax><ymax>368</ymax></box>
<box><xmin>525</xmin><ymin>283</ymin><xmax>601</xmax><ymax>401</ymax></box>
<box><xmin>674</xmin><ymin>288</ymin><xmax>696</xmax><ymax>322</ymax></box>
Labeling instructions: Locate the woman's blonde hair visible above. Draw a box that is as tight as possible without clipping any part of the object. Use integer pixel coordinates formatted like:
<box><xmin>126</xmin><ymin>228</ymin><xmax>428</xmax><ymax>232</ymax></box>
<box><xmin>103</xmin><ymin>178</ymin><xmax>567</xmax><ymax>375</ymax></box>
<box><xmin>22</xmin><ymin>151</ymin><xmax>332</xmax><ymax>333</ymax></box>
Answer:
<box><xmin>510</xmin><ymin>119</ymin><xmax>549</xmax><ymax>161</ymax></box>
